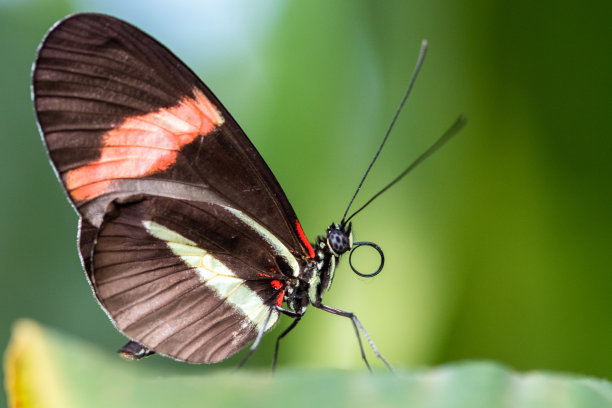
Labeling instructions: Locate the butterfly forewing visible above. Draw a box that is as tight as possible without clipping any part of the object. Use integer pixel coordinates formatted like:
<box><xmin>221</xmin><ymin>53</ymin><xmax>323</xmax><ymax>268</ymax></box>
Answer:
<box><xmin>33</xmin><ymin>13</ymin><xmax>314</xmax><ymax>363</ymax></box>
<box><xmin>33</xmin><ymin>13</ymin><xmax>308</xmax><ymax>254</ymax></box>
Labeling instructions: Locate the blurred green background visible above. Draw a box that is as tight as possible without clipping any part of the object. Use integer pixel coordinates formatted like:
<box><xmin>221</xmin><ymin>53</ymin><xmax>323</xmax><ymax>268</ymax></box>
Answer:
<box><xmin>1</xmin><ymin>0</ymin><xmax>610</xmax><ymax>399</ymax></box>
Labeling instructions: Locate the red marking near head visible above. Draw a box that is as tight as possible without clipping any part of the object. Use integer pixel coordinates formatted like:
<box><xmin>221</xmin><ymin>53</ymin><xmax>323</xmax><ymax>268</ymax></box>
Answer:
<box><xmin>65</xmin><ymin>88</ymin><xmax>224</xmax><ymax>202</ymax></box>
<box><xmin>275</xmin><ymin>291</ymin><xmax>285</xmax><ymax>307</ymax></box>
<box><xmin>258</xmin><ymin>272</ymin><xmax>272</xmax><ymax>278</ymax></box>
<box><xmin>270</xmin><ymin>280</ymin><xmax>282</xmax><ymax>290</ymax></box>
<box><xmin>295</xmin><ymin>220</ymin><xmax>315</xmax><ymax>259</ymax></box>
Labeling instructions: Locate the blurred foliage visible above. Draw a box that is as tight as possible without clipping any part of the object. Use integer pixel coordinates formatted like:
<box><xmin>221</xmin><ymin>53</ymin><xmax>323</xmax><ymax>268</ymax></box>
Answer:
<box><xmin>1</xmin><ymin>0</ymin><xmax>611</xmax><ymax>404</ymax></box>
<box><xmin>5</xmin><ymin>320</ymin><xmax>611</xmax><ymax>408</ymax></box>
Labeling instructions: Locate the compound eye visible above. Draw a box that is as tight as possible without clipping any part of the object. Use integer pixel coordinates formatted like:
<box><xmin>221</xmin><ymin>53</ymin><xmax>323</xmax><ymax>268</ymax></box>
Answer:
<box><xmin>327</xmin><ymin>228</ymin><xmax>350</xmax><ymax>255</ymax></box>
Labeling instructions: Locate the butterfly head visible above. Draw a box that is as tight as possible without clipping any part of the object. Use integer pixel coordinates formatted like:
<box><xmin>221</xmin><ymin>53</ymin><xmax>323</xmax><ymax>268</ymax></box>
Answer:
<box><xmin>325</xmin><ymin>222</ymin><xmax>383</xmax><ymax>278</ymax></box>
<box><xmin>326</xmin><ymin>222</ymin><xmax>352</xmax><ymax>257</ymax></box>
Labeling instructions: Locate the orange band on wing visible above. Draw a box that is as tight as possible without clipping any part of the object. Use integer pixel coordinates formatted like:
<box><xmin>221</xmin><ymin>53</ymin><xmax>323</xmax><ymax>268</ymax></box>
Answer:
<box><xmin>65</xmin><ymin>88</ymin><xmax>224</xmax><ymax>202</ymax></box>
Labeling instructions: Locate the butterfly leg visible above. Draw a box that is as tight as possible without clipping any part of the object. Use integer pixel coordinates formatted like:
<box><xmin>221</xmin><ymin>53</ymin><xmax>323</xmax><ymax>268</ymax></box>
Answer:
<box><xmin>236</xmin><ymin>306</ymin><xmax>303</xmax><ymax>370</ymax></box>
<box><xmin>272</xmin><ymin>314</ymin><xmax>302</xmax><ymax>370</ymax></box>
<box><xmin>236</xmin><ymin>307</ymin><xmax>277</xmax><ymax>369</ymax></box>
<box><xmin>313</xmin><ymin>303</ymin><xmax>394</xmax><ymax>374</ymax></box>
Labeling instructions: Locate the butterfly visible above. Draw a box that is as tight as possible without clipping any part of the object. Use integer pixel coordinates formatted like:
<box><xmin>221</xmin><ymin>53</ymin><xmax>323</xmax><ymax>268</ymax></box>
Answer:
<box><xmin>32</xmin><ymin>13</ymin><xmax>463</xmax><ymax>370</ymax></box>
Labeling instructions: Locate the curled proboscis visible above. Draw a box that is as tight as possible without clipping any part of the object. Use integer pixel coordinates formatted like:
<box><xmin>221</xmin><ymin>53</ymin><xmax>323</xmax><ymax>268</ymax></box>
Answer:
<box><xmin>349</xmin><ymin>241</ymin><xmax>385</xmax><ymax>278</ymax></box>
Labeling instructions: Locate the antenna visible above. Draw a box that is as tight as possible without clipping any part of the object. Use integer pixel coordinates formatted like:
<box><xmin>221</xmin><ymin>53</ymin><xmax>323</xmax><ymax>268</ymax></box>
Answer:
<box><xmin>343</xmin><ymin>115</ymin><xmax>466</xmax><ymax>224</ymax></box>
<box><xmin>341</xmin><ymin>40</ymin><xmax>429</xmax><ymax>225</ymax></box>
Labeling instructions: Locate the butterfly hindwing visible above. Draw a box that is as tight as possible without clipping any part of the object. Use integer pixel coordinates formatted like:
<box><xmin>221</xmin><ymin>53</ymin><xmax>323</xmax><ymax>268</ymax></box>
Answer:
<box><xmin>92</xmin><ymin>196</ymin><xmax>292</xmax><ymax>362</ymax></box>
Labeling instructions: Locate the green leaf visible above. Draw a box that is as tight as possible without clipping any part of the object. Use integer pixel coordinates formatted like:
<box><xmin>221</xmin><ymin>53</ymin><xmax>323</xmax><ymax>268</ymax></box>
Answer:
<box><xmin>4</xmin><ymin>319</ymin><xmax>610</xmax><ymax>408</ymax></box>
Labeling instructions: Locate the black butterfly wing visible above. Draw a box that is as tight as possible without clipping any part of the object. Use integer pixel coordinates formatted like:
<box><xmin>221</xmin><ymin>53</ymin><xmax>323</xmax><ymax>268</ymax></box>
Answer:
<box><xmin>93</xmin><ymin>196</ymin><xmax>292</xmax><ymax>363</ymax></box>
<box><xmin>32</xmin><ymin>13</ymin><xmax>315</xmax><ymax>362</ymax></box>
<box><xmin>33</xmin><ymin>13</ymin><xmax>314</xmax><ymax>262</ymax></box>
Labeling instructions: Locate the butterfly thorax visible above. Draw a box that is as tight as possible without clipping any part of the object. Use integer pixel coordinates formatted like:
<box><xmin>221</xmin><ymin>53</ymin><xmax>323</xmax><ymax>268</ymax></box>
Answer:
<box><xmin>285</xmin><ymin>223</ymin><xmax>352</xmax><ymax>310</ymax></box>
